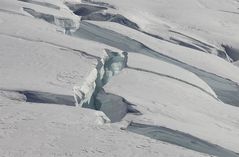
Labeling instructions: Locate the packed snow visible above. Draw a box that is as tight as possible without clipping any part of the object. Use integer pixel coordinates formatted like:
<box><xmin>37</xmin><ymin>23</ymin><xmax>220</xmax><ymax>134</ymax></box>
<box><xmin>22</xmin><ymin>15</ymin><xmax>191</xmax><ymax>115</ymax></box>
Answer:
<box><xmin>1</xmin><ymin>0</ymin><xmax>239</xmax><ymax>156</ymax></box>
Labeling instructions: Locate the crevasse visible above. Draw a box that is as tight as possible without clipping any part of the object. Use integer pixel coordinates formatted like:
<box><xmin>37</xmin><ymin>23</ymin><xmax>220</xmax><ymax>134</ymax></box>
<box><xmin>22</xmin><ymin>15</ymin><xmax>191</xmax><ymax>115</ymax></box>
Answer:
<box><xmin>23</xmin><ymin>7</ymin><xmax>80</xmax><ymax>34</ymax></box>
<box><xmin>73</xmin><ymin>49</ymin><xmax>128</xmax><ymax>109</ymax></box>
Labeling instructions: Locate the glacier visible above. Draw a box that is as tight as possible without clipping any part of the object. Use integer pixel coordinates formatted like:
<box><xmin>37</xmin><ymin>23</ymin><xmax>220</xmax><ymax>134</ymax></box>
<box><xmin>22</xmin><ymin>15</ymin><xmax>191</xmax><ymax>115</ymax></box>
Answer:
<box><xmin>73</xmin><ymin>49</ymin><xmax>127</xmax><ymax>109</ymax></box>
<box><xmin>1</xmin><ymin>0</ymin><xmax>239</xmax><ymax>156</ymax></box>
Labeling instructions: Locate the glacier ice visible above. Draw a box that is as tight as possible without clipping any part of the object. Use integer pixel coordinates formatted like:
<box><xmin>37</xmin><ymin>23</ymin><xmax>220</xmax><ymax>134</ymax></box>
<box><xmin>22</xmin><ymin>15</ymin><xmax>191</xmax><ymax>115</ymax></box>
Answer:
<box><xmin>75</xmin><ymin>21</ymin><xmax>239</xmax><ymax>107</ymax></box>
<box><xmin>23</xmin><ymin>7</ymin><xmax>79</xmax><ymax>34</ymax></box>
<box><xmin>73</xmin><ymin>50</ymin><xmax>127</xmax><ymax>110</ymax></box>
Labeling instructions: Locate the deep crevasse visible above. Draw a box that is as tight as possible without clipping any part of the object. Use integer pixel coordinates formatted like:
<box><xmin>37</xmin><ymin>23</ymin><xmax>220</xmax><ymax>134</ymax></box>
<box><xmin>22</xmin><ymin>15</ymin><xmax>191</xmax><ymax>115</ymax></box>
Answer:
<box><xmin>73</xmin><ymin>49</ymin><xmax>128</xmax><ymax>109</ymax></box>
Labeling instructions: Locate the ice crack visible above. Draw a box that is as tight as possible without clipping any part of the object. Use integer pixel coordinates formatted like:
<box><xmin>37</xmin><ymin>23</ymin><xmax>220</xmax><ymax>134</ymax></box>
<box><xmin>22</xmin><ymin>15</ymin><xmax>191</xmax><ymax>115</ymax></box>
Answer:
<box><xmin>73</xmin><ymin>50</ymin><xmax>128</xmax><ymax>109</ymax></box>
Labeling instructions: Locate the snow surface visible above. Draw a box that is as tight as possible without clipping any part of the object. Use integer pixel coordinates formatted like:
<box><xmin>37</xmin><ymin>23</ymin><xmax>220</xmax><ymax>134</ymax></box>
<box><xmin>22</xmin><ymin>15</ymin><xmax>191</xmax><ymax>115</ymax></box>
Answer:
<box><xmin>1</xmin><ymin>0</ymin><xmax>239</xmax><ymax>156</ymax></box>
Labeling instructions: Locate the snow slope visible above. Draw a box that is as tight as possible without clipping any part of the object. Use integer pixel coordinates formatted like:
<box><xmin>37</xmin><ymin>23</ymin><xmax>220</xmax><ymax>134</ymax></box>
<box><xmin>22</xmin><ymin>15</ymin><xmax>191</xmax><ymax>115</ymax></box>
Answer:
<box><xmin>92</xmin><ymin>0</ymin><xmax>239</xmax><ymax>59</ymax></box>
<box><xmin>1</xmin><ymin>0</ymin><xmax>239</xmax><ymax>156</ymax></box>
